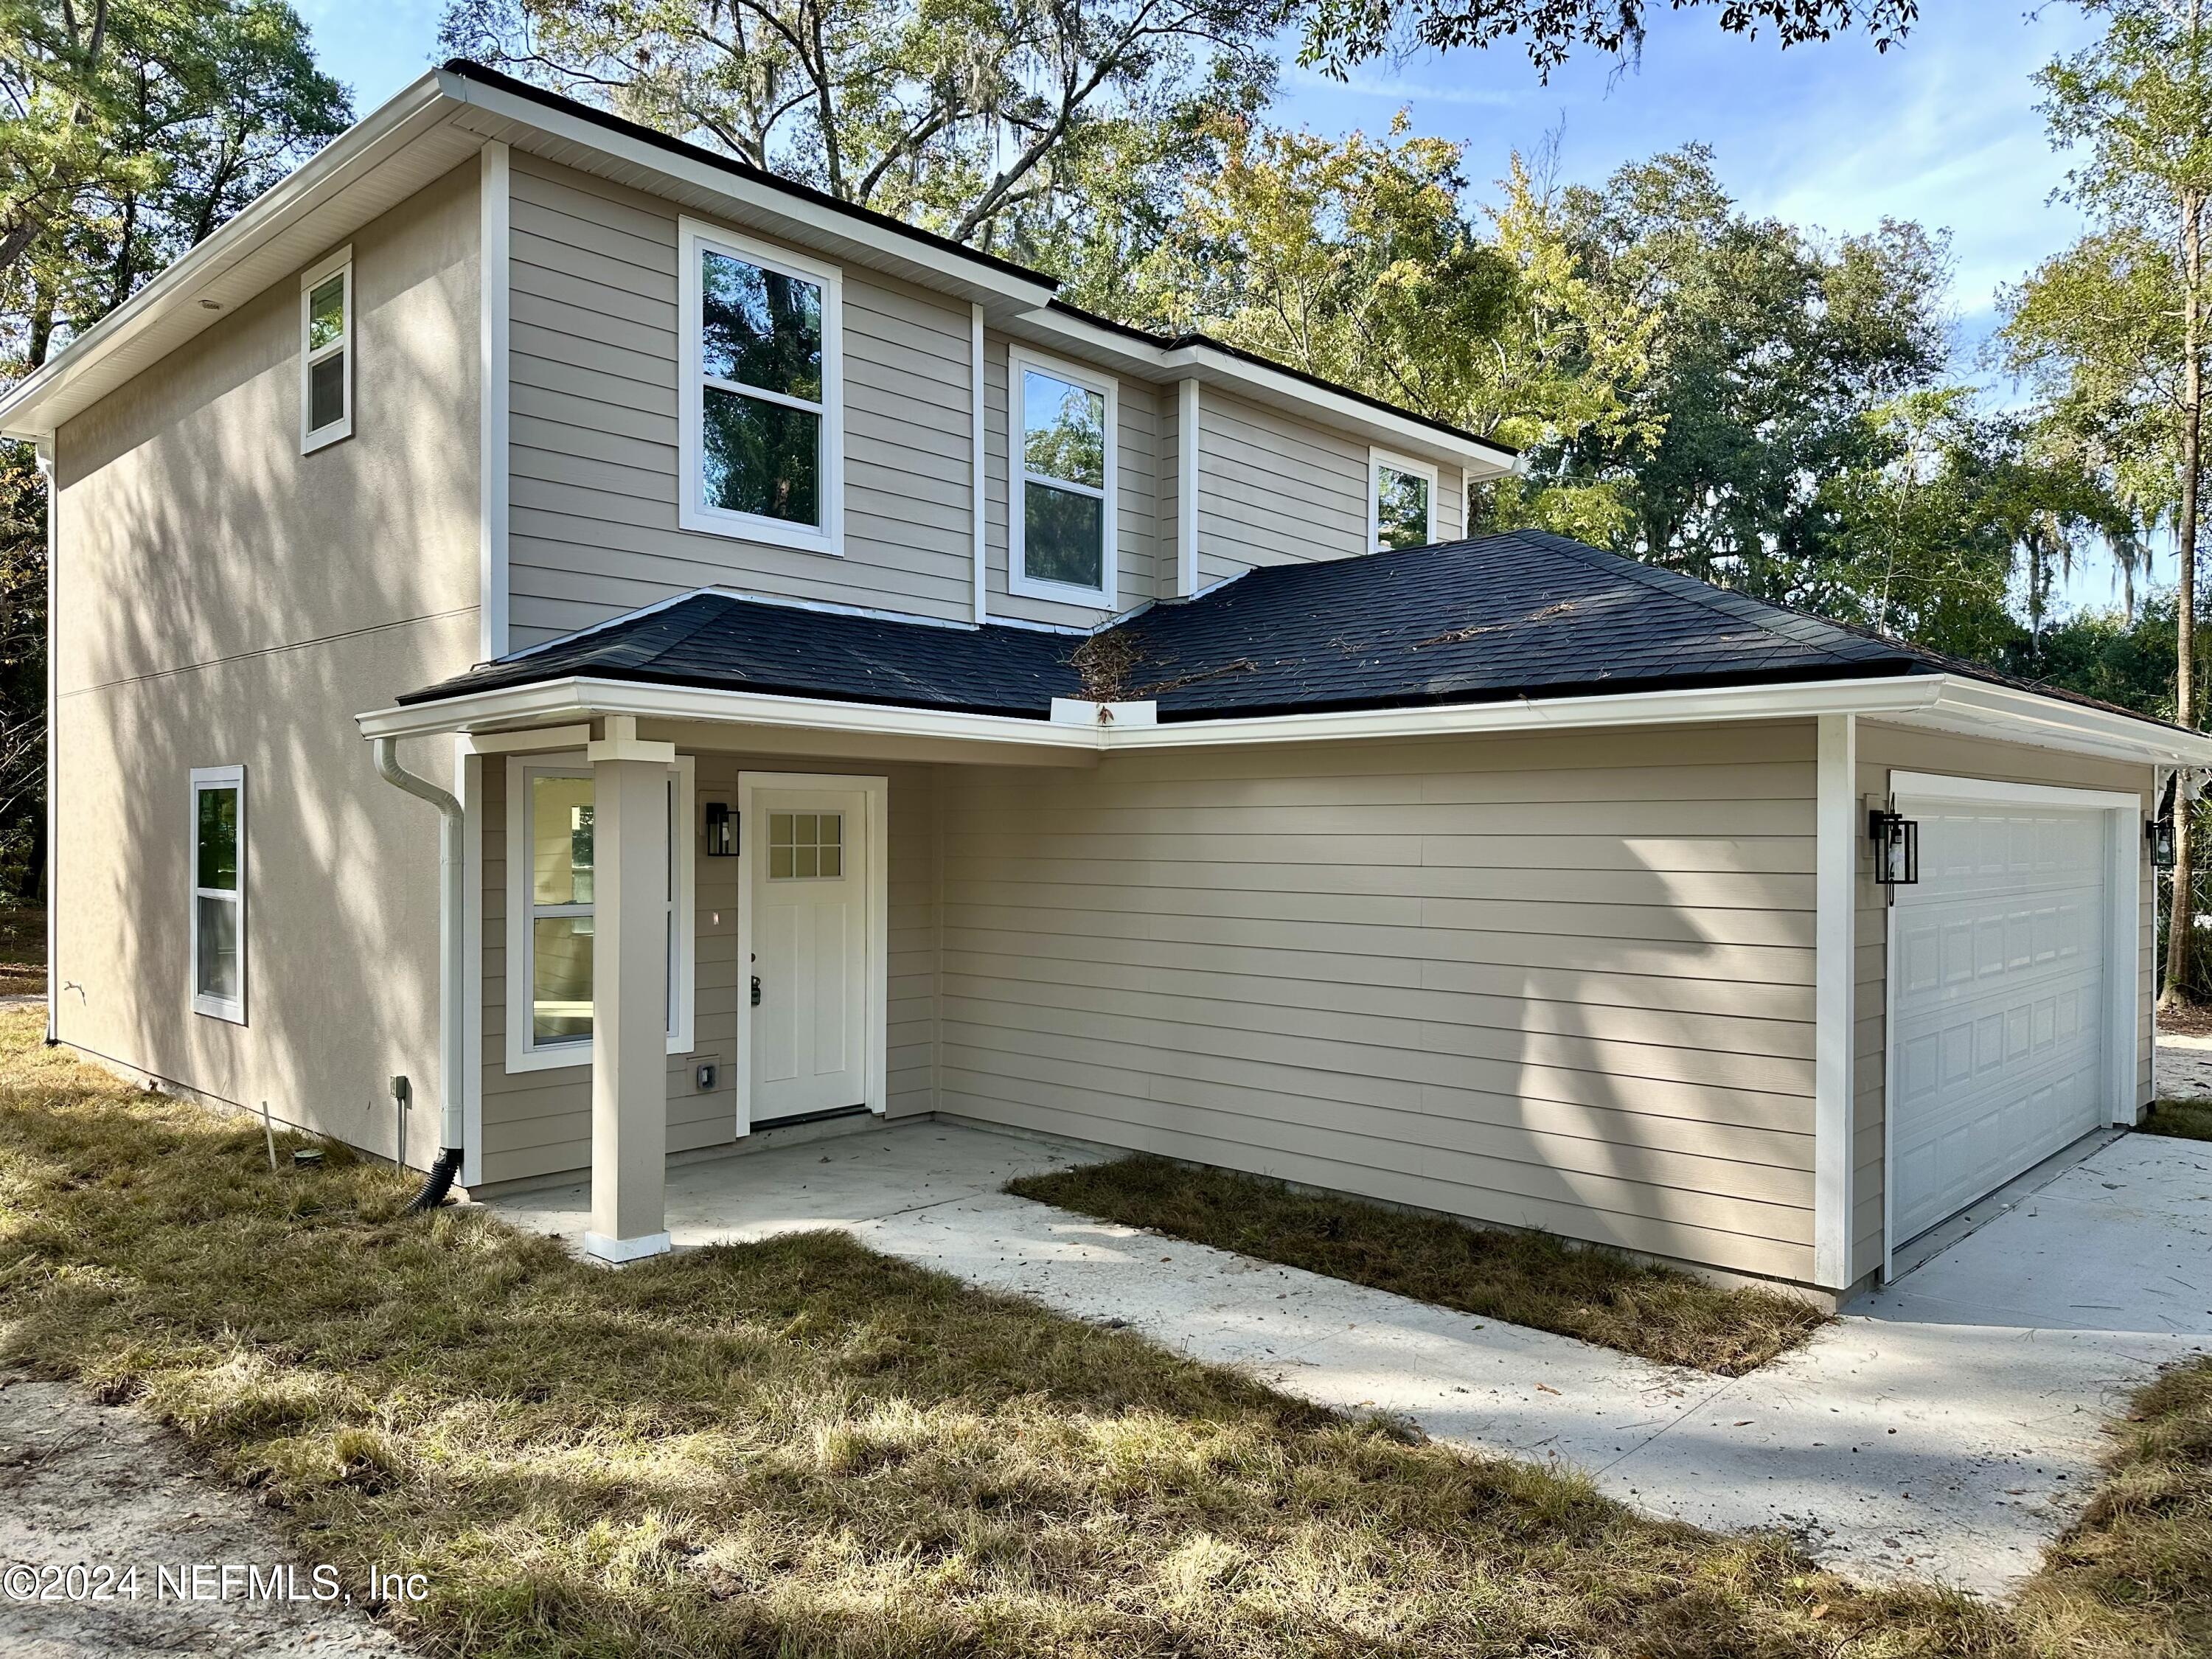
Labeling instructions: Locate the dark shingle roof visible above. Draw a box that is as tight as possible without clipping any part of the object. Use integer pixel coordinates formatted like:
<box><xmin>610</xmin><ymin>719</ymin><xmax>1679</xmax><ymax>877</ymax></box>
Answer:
<box><xmin>394</xmin><ymin>529</ymin><xmax>2152</xmax><ymax>729</ymax></box>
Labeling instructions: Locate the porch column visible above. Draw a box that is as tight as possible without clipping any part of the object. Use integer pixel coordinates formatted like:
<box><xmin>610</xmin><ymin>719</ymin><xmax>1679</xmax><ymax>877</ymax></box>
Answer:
<box><xmin>583</xmin><ymin>716</ymin><xmax>675</xmax><ymax>1264</ymax></box>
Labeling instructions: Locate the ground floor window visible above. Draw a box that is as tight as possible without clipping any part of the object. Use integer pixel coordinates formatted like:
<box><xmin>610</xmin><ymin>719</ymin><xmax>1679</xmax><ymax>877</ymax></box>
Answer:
<box><xmin>190</xmin><ymin>765</ymin><xmax>246</xmax><ymax>1023</ymax></box>
<box><xmin>506</xmin><ymin>754</ymin><xmax>695</xmax><ymax>1071</ymax></box>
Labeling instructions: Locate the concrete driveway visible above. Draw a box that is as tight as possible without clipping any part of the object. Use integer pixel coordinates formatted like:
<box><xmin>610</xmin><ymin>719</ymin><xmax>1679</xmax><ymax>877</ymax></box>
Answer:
<box><xmin>493</xmin><ymin>1121</ymin><xmax>2212</xmax><ymax>1598</ymax></box>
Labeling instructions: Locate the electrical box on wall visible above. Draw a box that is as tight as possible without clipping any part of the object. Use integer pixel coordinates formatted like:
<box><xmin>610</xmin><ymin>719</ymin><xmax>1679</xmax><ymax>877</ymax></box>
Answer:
<box><xmin>695</xmin><ymin>1062</ymin><xmax>717</xmax><ymax>1091</ymax></box>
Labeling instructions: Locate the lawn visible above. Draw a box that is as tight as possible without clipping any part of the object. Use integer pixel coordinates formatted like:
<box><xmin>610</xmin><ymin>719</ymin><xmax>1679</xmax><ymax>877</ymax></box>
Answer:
<box><xmin>2142</xmin><ymin>1099</ymin><xmax>2212</xmax><ymax>1142</ymax></box>
<box><xmin>1009</xmin><ymin>1155</ymin><xmax>1828</xmax><ymax>1375</ymax></box>
<box><xmin>0</xmin><ymin>1015</ymin><xmax>2206</xmax><ymax>1658</ymax></box>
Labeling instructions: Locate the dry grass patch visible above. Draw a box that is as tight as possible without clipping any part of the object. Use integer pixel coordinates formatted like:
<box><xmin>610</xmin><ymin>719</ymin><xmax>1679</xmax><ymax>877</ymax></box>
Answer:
<box><xmin>2142</xmin><ymin>1101</ymin><xmax>2212</xmax><ymax>1142</ymax></box>
<box><xmin>1009</xmin><ymin>1155</ymin><xmax>1828</xmax><ymax>1375</ymax></box>
<box><xmin>0</xmin><ymin>1017</ymin><xmax>2205</xmax><ymax>1657</ymax></box>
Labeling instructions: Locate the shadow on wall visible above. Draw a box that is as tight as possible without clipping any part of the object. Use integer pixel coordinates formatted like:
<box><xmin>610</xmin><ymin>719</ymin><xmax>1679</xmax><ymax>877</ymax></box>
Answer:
<box><xmin>56</xmin><ymin>159</ymin><xmax>484</xmax><ymax>1166</ymax></box>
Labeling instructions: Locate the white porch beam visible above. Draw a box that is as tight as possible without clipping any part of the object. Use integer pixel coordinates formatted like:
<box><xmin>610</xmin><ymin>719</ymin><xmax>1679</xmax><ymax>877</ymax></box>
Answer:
<box><xmin>1812</xmin><ymin>712</ymin><xmax>1857</xmax><ymax>1289</ymax></box>
<box><xmin>583</xmin><ymin>717</ymin><xmax>677</xmax><ymax>1264</ymax></box>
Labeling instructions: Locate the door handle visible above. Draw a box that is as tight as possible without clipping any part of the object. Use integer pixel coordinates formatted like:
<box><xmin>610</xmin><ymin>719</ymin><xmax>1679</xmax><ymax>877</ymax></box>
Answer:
<box><xmin>751</xmin><ymin>975</ymin><xmax>762</xmax><ymax>1007</ymax></box>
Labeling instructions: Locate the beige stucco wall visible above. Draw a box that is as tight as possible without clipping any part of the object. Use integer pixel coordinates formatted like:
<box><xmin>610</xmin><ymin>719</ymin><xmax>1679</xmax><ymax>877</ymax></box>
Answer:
<box><xmin>1848</xmin><ymin>723</ymin><xmax>2156</xmax><ymax>1281</ymax></box>
<box><xmin>936</xmin><ymin>722</ymin><xmax>1823</xmax><ymax>1284</ymax></box>
<box><xmin>52</xmin><ymin>158</ymin><xmax>482</xmax><ymax>1161</ymax></box>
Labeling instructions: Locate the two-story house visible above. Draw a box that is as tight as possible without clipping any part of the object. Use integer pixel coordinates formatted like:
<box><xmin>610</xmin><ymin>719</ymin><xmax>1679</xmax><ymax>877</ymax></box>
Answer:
<box><xmin>8</xmin><ymin>60</ymin><xmax>2208</xmax><ymax>1297</ymax></box>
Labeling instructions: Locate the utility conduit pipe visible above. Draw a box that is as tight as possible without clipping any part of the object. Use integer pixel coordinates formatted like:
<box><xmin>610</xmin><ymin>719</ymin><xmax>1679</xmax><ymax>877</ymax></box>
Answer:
<box><xmin>372</xmin><ymin>737</ymin><xmax>465</xmax><ymax>1211</ymax></box>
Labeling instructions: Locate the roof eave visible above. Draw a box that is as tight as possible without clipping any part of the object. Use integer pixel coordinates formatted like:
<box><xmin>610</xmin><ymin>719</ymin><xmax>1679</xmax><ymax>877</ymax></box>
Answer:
<box><xmin>0</xmin><ymin>69</ymin><xmax>458</xmax><ymax>442</ymax></box>
<box><xmin>359</xmin><ymin>666</ymin><xmax>2212</xmax><ymax>767</ymax></box>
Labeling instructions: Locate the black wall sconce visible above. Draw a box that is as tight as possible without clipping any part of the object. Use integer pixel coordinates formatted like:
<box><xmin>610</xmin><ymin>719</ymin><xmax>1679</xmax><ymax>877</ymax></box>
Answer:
<box><xmin>2149</xmin><ymin>816</ymin><xmax>2177</xmax><ymax>870</ymax></box>
<box><xmin>1869</xmin><ymin>807</ymin><xmax>1918</xmax><ymax>886</ymax></box>
<box><xmin>704</xmin><ymin>801</ymin><xmax>735</xmax><ymax>857</ymax></box>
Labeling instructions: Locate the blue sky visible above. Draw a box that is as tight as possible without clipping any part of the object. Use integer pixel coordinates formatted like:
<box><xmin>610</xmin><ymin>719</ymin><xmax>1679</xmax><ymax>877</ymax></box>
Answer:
<box><xmin>298</xmin><ymin>1</ymin><xmax>2132</xmax><ymax>614</ymax></box>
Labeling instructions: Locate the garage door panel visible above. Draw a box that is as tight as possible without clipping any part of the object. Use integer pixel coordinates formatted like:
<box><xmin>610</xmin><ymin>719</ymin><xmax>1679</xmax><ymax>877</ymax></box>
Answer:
<box><xmin>1891</xmin><ymin>798</ymin><xmax>2110</xmax><ymax>1245</ymax></box>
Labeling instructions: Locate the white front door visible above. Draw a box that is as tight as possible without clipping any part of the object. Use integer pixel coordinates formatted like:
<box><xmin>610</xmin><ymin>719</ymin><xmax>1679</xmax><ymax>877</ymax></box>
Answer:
<box><xmin>1888</xmin><ymin>794</ymin><xmax>2110</xmax><ymax>1244</ymax></box>
<box><xmin>748</xmin><ymin>781</ymin><xmax>869</xmax><ymax>1123</ymax></box>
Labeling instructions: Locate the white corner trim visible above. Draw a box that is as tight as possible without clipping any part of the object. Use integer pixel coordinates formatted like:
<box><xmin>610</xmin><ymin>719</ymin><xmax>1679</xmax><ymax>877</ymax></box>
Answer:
<box><xmin>37</xmin><ymin>440</ymin><xmax>53</xmax><ymax>1045</ymax></box>
<box><xmin>675</xmin><ymin>215</ymin><xmax>844</xmax><ymax>555</ymax></box>
<box><xmin>479</xmin><ymin>141</ymin><xmax>511</xmax><ymax>661</ymax></box>
<box><xmin>1369</xmin><ymin>447</ymin><xmax>1439</xmax><ymax>552</ymax></box>
<box><xmin>971</xmin><ymin>304</ymin><xmax>987</xmax><ymax>625</ymax></box>
<box><xmin>583</xmin><ymin>1229</ymin><xmax>672</xmax><ymax>1264</ymax></box>
<box><xmin>733</xmin><ymin>771</ymin><xmax>889</xmax><ymax>1137</ymax></box>
<box><xmin>1812</xmin><ymin>712</ymin><xmax>1856</xmax><ymax>1289</ymax></box>
<box><xmin>1177</xmin><ymin>378</ymin><xmax>1200</xmax><ymax>598</ymax></box>
<box><xmin>1006</xmin><ymin>343</ymin><xmax>1117</xmax><ymax>609</ymax></box>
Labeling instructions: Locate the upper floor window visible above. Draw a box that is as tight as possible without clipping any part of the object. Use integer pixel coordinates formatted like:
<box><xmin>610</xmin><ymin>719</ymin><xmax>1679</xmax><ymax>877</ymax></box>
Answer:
<box><xmin>1009</xmin><ymin>347</ymin><xmax>1116</xmax><ymax>605</ymax></box>
<box><xmin>300</xmin><ymin>247</ymin><xmax>352</xmax><ymax>452</ymax></box>
<box><xmin>190</xmin><ymin>765</ymin><xmax>246</xmax><ymax>1023</ymax></box>
<box><xmin>678</xmin><ymin>218</ymin><xmax>844</xmax><ymax>554</ymax></box>
<box><xmin>1371</xmin><ymin>449</ymin><xmax>1437</xmax><ymax>552</ymax></box>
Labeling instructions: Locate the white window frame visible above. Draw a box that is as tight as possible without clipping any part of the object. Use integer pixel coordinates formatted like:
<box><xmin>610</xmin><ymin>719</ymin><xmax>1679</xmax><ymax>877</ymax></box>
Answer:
<box><xmin>677</xmin><ymin>216</ymin><xmax>844</xmax><ymax>555</ymax></box>
<box><xmin>299</xmin><ymin>246</ymin><xmax>352</xmax><ymax>453</ymax></box>
<box><xmin>504</xmin><ymin>752</ymin><xmax>697</xmax><ymax>1073</ymax></box>
<box><xmin>1370</xmin><ymin>447</ymin><xmax>1439</xmax><ymax>552</ymax></box>
<box><xmin>189</xmin><ymin>765</ymin><xmax>246</xmax><ymax>1024</ymax></box>
<box><xmin>1008</xmin><ymin>344</ymin><xmax>1118</xmax><ymax>607</ymax></box>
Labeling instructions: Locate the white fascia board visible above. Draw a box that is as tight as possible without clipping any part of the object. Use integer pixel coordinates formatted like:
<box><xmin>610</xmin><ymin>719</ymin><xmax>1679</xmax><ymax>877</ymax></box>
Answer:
<box><xmin>1009</xmin><ymin>307</ymin><xmax>1517</xmax><ymax>481</ymax></box>
<box><xmin>0</xmin><ymin>72</ymin><xmax>456</xmax><ymax>440</ymax></box>
<box><xmin>358</xmin><ymin>669</ymin><xmax>2212</xmax><ymax>769</ymax></box>
<box><xmin>436</xmin><ymin>71</ymin><xmax>1056</xmax><ymax>315</ymax></box>
<box><xmin>1911</xmin><ymin>676</ymin><xmax>2212</xmax><ymax>765</ymax></box>
<box><xmin>356</xmin><ymin>676</ymin><xmax>1108</xmax><ymax>751</ymax></box>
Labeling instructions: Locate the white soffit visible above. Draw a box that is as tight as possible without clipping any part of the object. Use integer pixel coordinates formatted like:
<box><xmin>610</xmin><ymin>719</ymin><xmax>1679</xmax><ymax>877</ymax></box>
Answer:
<box><xmin>0</xmin><ymin>75</ymin><xmax>476</xmax><ymax>441</ymax></box>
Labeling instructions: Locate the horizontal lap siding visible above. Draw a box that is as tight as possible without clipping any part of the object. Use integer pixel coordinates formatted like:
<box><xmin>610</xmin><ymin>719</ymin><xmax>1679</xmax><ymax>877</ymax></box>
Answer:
<box><xmin>506</xmin><ymin>156</ymin><xmax>977</xmax><ymax>644</ymax></box>
<box><xmin>479</xmin><ymin>754</ymin><xmax>938</xmax><ymax>1186</ymax></box>
<box><xmin>1196</xmin><ymin>391</ymin><xmax>1368</xmax><ymax>584</ymax></box>
<box><xmin>1848</xmin><ymin>723</ymin><xmax>2155</xmax><ymax>1282</ymax></box>
<box><xmin>939</xmin><ymin>723</ymin><xmax>1822</xmax><ymax>1281</ymax></box>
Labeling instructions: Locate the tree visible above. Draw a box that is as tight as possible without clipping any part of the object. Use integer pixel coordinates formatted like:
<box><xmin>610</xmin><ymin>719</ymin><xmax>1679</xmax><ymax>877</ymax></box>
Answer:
<box><xmin>0</xmin><ymin>0</ymin><xmax>347</xmax><ymax>898</ymax></box>
<box><xmin>438</xmin><ymin>0</ymin><xmax>1277</xmax><ymax>255</ymax></box>
<box><xmin>1505</xmin><ymin>145</ymin><xmax>1952</xmax><ymax>605</ymax></box>
<box><xmin>1295</xmin><ymin>0</ymin><xmax>1916</xmax><ymax>80</ymax></box>
<box><xmin>2000</xmin><ymin>0</ymin><xmax>2212</xmax><ymax>1005</ymax></box>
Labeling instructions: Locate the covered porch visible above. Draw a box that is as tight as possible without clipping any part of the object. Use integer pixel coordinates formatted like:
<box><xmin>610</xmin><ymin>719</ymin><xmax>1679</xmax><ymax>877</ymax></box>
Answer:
<box><xmin>361</xmin><ymin>686</ymin><xmax>1106</xmax><ymax>1264</ymax></box>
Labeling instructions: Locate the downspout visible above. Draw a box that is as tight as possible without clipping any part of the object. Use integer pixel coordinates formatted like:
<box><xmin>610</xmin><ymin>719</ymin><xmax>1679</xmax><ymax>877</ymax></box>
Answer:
<box><xmin>372</xmin><ymin>736</ymin><xmax>465</xmax><ymax>1211</ymax></box>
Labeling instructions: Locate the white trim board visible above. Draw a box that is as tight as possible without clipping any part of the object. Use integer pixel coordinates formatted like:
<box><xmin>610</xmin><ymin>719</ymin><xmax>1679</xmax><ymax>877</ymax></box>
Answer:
<box><xmin>732</xmin><ymin>771</ymin><xmax>888</xmax><ymax>1135</ymax></box>
<box><xmin>360</xmin><ymin>671</ymin><xmax>2212</xmax><ymax>771</ymax></box>
<box><xmin>478</xmin><ymin>140</ymin><xmax>510</xmax><ymax>661</ymax></box>
<box><xmin>1877</xmin><ymin>771</ymin><xmax>2145</xmax><ymax>1282</ymax></box>
<box><xmin>1811</xmin><ymin>712</ymin><xmax>1856</xmax><ymax>1289</ymax></box>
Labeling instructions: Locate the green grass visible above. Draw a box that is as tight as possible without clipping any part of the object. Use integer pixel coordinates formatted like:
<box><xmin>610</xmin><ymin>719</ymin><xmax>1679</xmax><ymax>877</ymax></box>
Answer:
<box><xmin>2143</xmin><ymin>1099</ymin><xmax>2212</xmax><ymax>1142</ymax></box>
<box><xmin>0</xmin><ymin>1015</ymin><xmax>2206</xmax><ymax>1657</ymax></box>
<box><xmin>1009</xmin><ymin>1155</ymin><xmax>1829</xmax><ymax>1375</ymax></box>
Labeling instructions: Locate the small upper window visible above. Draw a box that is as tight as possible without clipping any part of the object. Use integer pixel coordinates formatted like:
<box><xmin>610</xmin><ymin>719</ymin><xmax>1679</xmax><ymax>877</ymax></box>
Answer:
<box><xmin>678</xmin><ymin>218</ymin><xmax>844</xmax><ymax>552</ymax></box>
<box><xmin>300</xmin><ymin>247</ymin><xmax>352</xmax><ymax>452</ymax></box>
<box><xmin>191</xmin><ymin>766</ymin><xmax>245</xmax><ymax>1023</ymax></box>
<box><xmin>1371</xmin><ymin>450</ymin><xmax>1437</xmax><ymax>552</ymax></box>
<box><xmin>1010</xmin><ymin>350</ymin><xmax>1116</xmax><ymax>605</ymax></box>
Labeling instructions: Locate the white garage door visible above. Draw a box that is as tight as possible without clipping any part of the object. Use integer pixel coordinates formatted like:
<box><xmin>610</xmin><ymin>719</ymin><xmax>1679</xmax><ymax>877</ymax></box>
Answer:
<box><xmin>1889</xmin><ymin>794</ymin><xmax>2110</xmax><ymax>1245</ymax></box>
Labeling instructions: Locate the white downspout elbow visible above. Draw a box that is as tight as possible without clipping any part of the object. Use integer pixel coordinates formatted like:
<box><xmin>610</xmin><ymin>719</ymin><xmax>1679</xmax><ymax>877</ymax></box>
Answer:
<box><xmin>372</xmin><ymin>736</ymin><xmax>466</xmax><ymax>1206</ymax></box>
